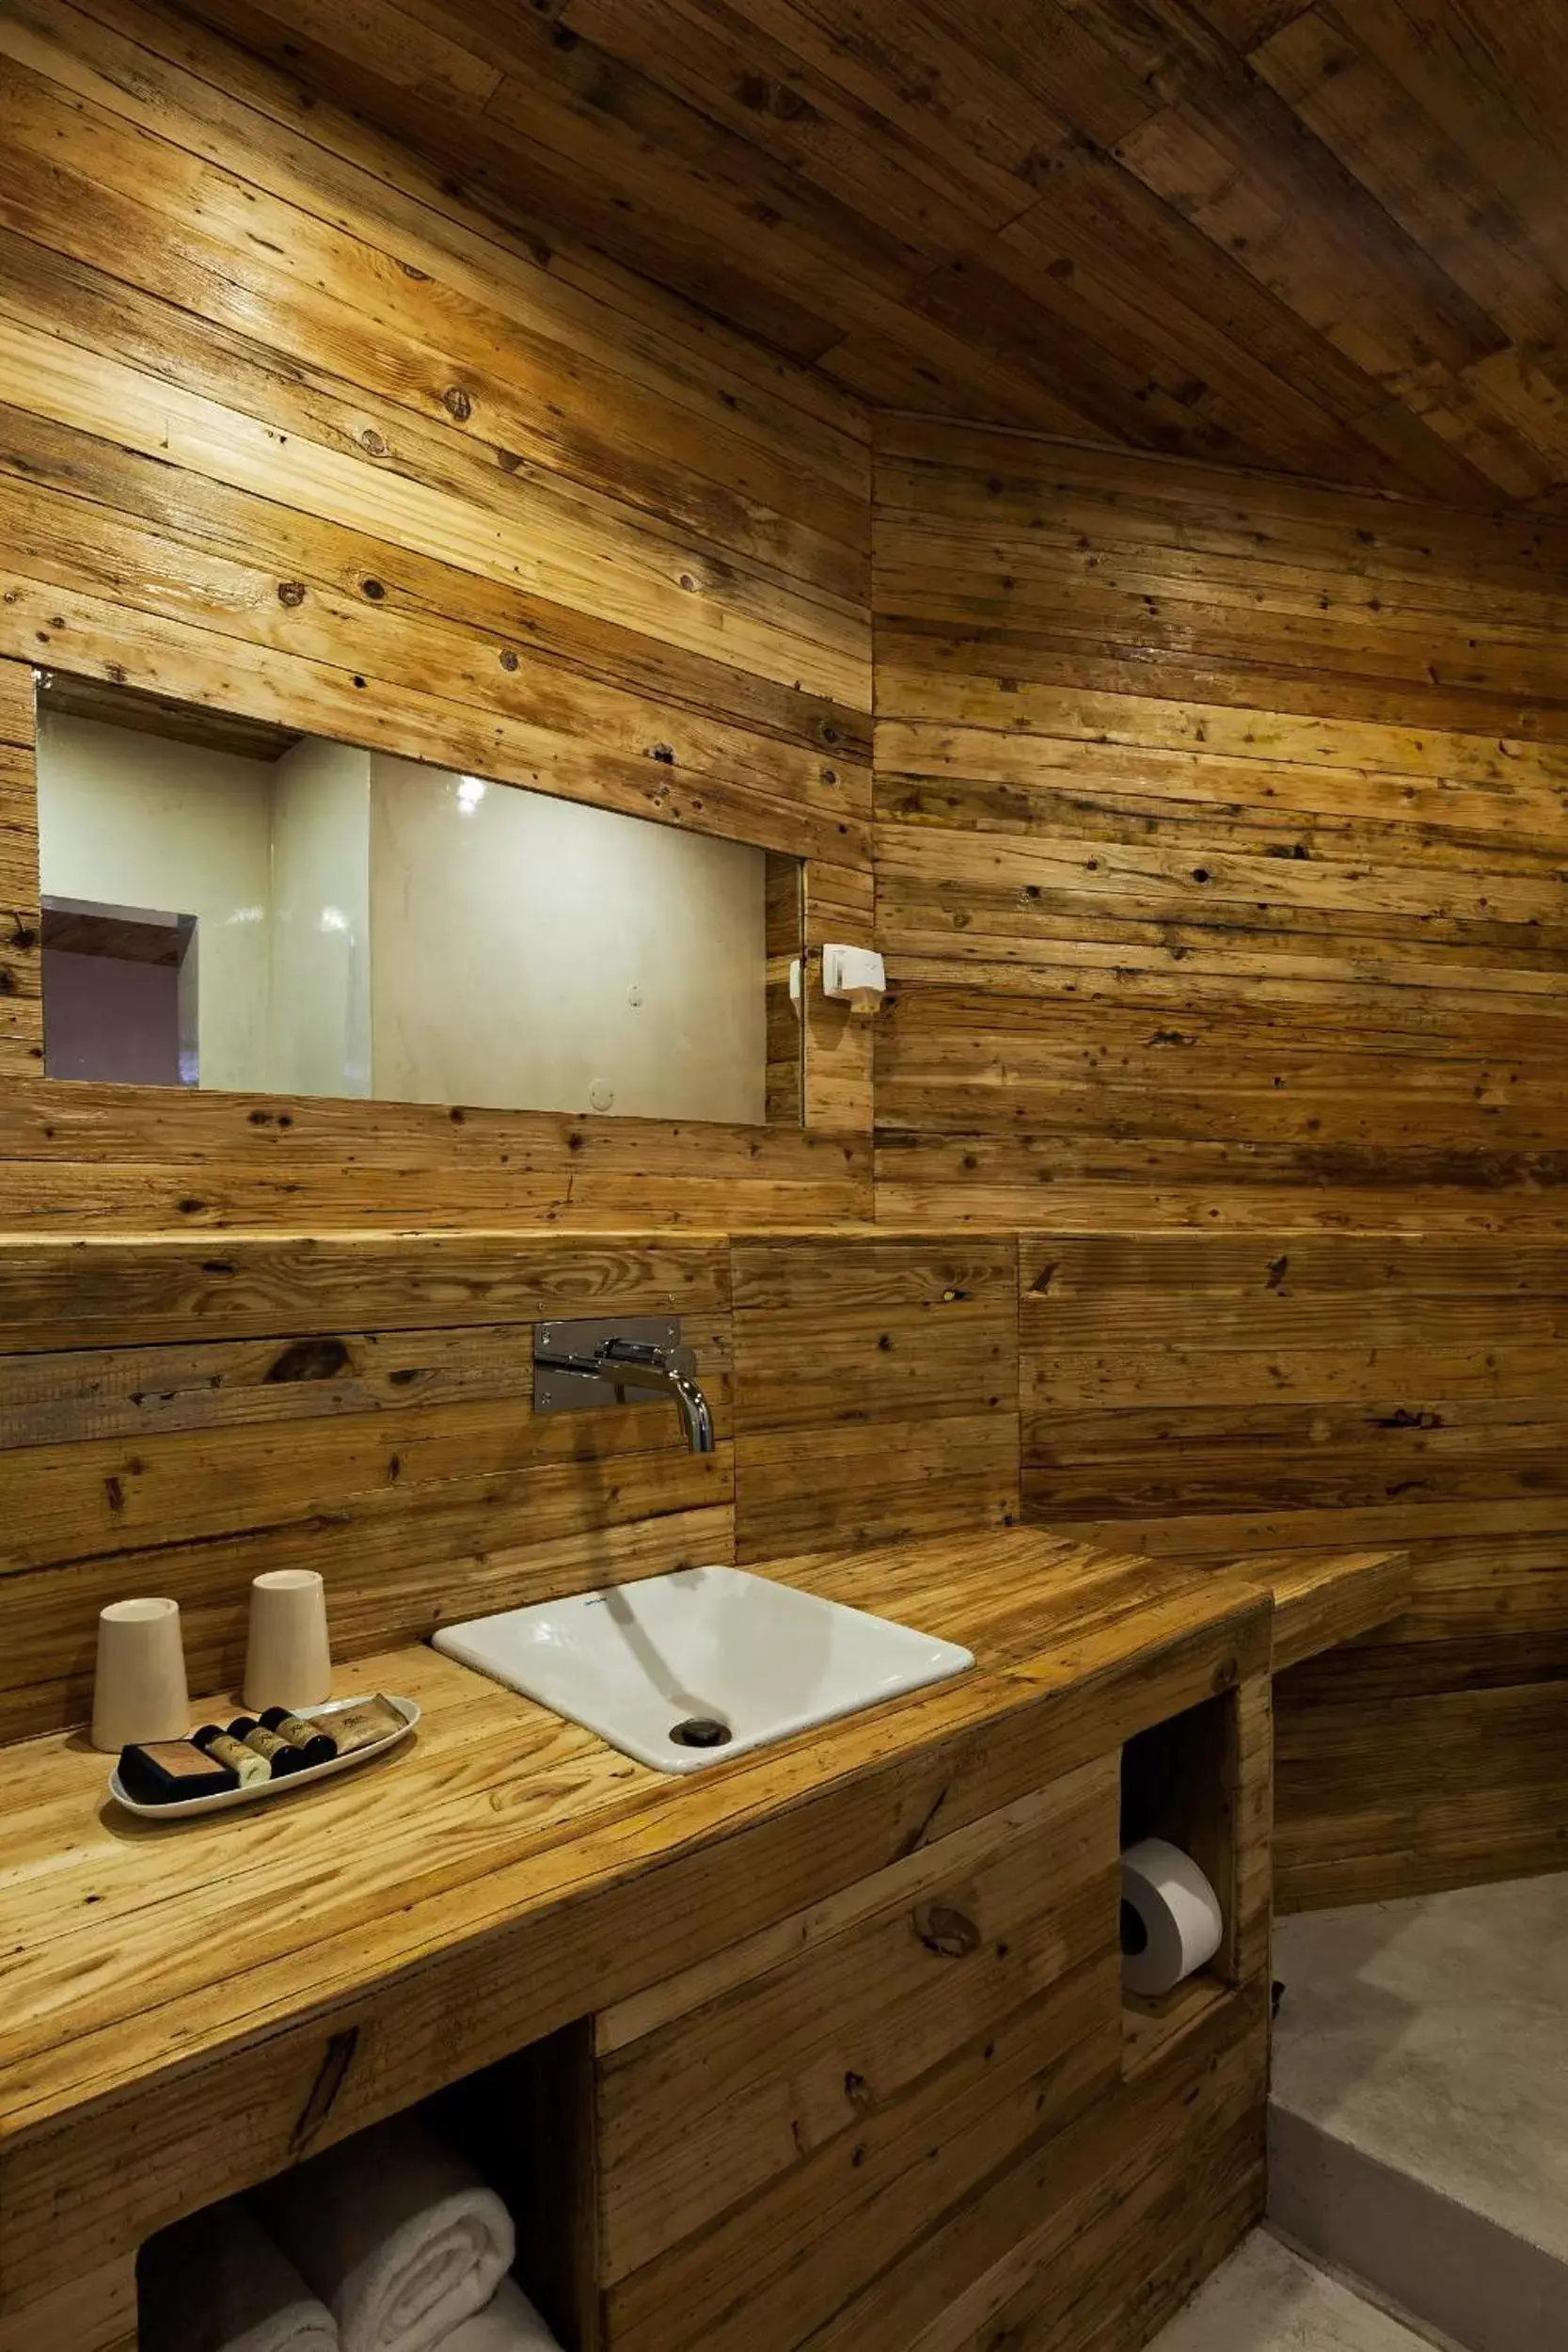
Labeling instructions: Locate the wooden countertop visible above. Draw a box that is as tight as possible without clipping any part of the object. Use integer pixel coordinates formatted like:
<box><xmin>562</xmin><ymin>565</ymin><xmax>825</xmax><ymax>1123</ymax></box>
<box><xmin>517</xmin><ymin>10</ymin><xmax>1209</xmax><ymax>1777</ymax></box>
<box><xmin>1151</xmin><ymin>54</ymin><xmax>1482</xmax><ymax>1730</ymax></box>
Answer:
<box><xmin>0</xmin><ymin>1528</ymin><xmax>1405</xmax><ymax>2316</ymax></box>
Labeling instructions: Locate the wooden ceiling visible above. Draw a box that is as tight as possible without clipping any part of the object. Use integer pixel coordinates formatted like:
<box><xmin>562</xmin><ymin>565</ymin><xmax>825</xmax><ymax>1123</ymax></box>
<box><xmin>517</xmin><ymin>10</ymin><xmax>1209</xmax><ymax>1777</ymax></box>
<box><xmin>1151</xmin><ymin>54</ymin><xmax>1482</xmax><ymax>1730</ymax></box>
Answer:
<box><xmin>184</xmin><ymin>0</ymin><xmax>1568</xmax><ymax>505</ymax></box>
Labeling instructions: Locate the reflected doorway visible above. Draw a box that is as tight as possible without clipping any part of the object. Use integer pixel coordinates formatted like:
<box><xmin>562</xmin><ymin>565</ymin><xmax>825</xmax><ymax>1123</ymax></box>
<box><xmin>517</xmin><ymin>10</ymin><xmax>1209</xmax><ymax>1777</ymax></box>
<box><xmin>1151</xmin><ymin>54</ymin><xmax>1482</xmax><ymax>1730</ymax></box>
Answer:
<box><xmin>40</xmin><ymin>898</ymin><xmax>198</xmax><ymax>1087</ymax></box>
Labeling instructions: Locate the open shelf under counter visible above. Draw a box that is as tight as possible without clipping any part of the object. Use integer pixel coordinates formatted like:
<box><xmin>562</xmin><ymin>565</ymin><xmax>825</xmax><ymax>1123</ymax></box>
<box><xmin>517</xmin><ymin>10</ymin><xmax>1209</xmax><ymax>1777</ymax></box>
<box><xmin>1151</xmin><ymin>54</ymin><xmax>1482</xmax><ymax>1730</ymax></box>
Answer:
<box><xmin>0</xmin><ymin>1527</ymin><xmax>1303</xmax><ymax>2349</ymax></box>
<box><xmin>1117</xmin><ymin>1667</ymin><xmax>1273</xmax><ymax>2077</ymax></box>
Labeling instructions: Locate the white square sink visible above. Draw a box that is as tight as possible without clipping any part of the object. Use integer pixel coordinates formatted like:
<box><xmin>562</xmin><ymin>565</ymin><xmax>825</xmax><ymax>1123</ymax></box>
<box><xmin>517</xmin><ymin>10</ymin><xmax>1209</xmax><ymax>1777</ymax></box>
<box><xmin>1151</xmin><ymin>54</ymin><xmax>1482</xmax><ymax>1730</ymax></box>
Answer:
<box><xmin>431</xmin><ymin>1565</ymin><xmax>974</xmax><ymax>1772</ymax></box>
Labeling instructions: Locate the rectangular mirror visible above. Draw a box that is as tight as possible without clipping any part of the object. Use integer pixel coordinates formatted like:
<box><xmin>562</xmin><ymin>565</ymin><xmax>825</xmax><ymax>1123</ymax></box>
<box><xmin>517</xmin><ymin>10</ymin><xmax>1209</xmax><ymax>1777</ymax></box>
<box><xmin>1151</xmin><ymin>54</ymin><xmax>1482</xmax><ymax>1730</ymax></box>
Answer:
<box><xmin>33</xmin><ymin>673</ymin><xmax>802</xmax><ymax>1126</ymax></box>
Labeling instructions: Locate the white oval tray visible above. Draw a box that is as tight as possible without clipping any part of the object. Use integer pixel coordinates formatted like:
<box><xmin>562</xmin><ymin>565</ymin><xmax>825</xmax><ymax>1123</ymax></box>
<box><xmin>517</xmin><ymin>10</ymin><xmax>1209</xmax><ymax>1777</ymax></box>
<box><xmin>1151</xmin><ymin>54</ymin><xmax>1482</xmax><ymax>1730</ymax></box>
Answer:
<box><xmin>107</xmin><ymin>1694</ymin><xmax>420</xmax><ymax>1820</ymax></box>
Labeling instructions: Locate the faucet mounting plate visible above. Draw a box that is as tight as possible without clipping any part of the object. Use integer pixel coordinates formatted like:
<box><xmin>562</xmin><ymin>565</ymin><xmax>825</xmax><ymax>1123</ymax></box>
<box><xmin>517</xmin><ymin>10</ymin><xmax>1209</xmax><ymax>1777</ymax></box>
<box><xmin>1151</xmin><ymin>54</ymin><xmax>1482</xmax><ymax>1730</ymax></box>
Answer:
<box><xmin>533</xmin><ymin>1316</ymin><xmax>684</xmax><ymax>1415</ymax></box>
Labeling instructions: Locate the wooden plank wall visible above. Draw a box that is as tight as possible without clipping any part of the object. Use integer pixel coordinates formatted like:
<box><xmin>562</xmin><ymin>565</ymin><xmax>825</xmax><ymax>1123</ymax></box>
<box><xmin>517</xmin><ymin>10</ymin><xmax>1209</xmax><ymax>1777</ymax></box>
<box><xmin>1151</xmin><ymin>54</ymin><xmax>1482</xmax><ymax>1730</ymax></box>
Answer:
<box><xmin>872</xmin><ymin>419</ymin><xmax>1568</xmax><ymax>1905</ymax></box>
<box><xmin>1021</xmin><ymin>1232</ymin><xmax>1568</xmax><ymax>1907</ymax></box>
<box><xmin>0</xmin><ymin>660</ymin><xmax>38</xmax><ymax>1068</ymax></box>
<box><xmin>5</xmin><ymin>0</ymin><xmax>1564</xmax><ymax>1935</ymax></box>
<box><xmin>732</xmin><ymin>1235</ymin><xmax>1020</xmax><ymax>1560</ymax></box>
<box><xmin>0</xmin><ymin>1229</ymin><xmax>1017</xmax><ymax>1744</ymax></box>
<box><xmin>873</xmin><ymin>416</ymin><xmax>1568</xmax><ymax>1233</ymax></box>
<box><xmin>0</xmin><ymin>0</ymin><xmax>875</xmax><ymax>1231</ymax></box>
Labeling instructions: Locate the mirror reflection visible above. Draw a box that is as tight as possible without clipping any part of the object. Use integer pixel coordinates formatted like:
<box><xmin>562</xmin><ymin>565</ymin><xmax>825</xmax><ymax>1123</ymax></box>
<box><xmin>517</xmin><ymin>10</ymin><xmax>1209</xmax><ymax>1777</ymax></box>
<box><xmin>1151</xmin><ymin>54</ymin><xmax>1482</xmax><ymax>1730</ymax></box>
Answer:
<box><xmin>35</xmin><ymin>675</ymin><xmax>798</xmax><ymax>1125</ymax></box>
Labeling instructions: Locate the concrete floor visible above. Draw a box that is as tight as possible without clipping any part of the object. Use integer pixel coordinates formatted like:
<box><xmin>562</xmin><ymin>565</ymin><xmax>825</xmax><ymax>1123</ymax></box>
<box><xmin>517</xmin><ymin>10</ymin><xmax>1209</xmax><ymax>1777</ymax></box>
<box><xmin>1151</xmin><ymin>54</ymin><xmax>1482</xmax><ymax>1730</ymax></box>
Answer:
<box><xmin>1272</xmin><ymin>1874</ymin><xmax>1568</xmax><ymax>2264</ymax></box>
<box><xmin>1150</xmin><ymin>2232</ymin><xmax>1433</xmax><ymax>2351</ymax></box>
<box><xmin>1268</xmin><ymin>1873</ymin><xmax>1568</xmax><ymax>2352</ymax></box>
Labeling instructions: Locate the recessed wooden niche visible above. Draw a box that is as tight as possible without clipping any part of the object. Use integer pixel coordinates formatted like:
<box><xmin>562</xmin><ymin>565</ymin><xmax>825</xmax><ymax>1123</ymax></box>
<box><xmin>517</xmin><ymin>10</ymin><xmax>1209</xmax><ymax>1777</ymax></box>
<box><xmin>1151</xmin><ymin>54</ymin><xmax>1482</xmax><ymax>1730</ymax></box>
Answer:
<box><xmin>1120</xmin><ymin>1689</ymin><xmax>1243</xmax><ymax>2076</ymax></box>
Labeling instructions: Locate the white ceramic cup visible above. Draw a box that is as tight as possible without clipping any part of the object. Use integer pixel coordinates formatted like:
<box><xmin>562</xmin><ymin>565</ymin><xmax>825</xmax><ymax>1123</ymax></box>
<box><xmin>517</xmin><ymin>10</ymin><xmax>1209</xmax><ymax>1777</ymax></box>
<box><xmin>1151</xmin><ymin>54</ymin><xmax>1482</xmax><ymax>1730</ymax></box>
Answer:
<box><xmin>244</xmin><ymin>1568</ymin><xmax>333</xmax><ymax>1712</ymax></box>
<box><xmin>92</xmin><ymin>1596</ymin><xmax>190</xmax><ymax>1754</ymax></box>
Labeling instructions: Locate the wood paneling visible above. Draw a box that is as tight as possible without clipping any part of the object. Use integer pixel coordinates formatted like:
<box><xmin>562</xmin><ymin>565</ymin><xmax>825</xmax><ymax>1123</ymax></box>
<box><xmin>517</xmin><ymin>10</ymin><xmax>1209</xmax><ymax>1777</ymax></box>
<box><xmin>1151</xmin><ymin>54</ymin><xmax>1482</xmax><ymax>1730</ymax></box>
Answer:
<box><xmin>0</xmin><ymin>658</ymin><xmax>39</xmax><ymax>1075</ymax></box>
<box><xmin>595</xmin><ymin>1758</ymin><xmax>1120</xmax><ymax>2349</ymax></box>
<box><xmin>1020</xmin><ymin>1232</ymin><xmax>1568</xmax><ymax>1906</ymax></box>
<box><xmin>732</xmin><ymin>1234</ymin><xmax>1020</xmax><ymax>1557</ymax></box>
<box><xmin>0</xmin><ymin>1533</ymin><xmax>1270</xmax><ymax>2327</ymax></box>
<box><xmin>4</xmin><ymin>8</ymin><xmax>1558</xmax><ymax>2338</ymax></box>
<box><xmin>2</xmin><ymin>9</ymin><xmax>1538</xmax><ymax>2346</ymax></box>
<box><xmin>0</xmin><ymin>1083</ymin><xmax>871</xmax><ymax>1232</ymax></box>
<box><xmin>874</xmin><ymin>419</ymin><xmax>1568</xmax><ymax>1234</ymax></box>
<box><xmin>0</xmin><ymin>2256</ymin><xmax>138</xmax><ymax>2352</ymax></box>
<box><xmin>37</xmin><ymin>669</ymin><xmax>303</xmax><ymax>761</ymax></box>
<box><xmin>166</xmin><ymin>0</ymin><xmax>1568</xmax><ymax>505</ymax></box>
<box><xmin>0</xmin><ymin>1232</ymin><xmax>736</xmax><ymax>1740</ymax></box>
<box><xmin>825</xmin><ymin>1979</ymin><xmax>1268</xmax><ymax>2352</ymax></box>
<box><xmin>1242</xmin><ymin>1547</ymin><xmax>1412</xmax><ymax>1676</ymax></box>
<box><xmin>0</xmin><ymin>1229</ymin><xmax>1021</xmax><ymax>1741</ymax></box>
<box><xmin>0</xmin><ymin>0</ymin><xmax>876</xmax><ymax>1232</ymax></box>
<box><xmin>871</xmin><ymin>413</ymin><xmax>1568</xmax><ymax>1909</ymax></box>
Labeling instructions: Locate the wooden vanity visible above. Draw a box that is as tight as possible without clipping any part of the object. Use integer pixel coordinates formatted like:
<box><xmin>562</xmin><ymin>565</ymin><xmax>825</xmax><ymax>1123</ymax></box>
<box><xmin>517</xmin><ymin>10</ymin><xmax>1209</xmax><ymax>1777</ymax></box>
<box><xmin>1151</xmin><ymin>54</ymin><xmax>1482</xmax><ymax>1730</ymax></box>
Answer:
<box><xmin>0</xmin><ymin>1529</ymin><xmax>1407</xmax><ymax>2352</ymax></box>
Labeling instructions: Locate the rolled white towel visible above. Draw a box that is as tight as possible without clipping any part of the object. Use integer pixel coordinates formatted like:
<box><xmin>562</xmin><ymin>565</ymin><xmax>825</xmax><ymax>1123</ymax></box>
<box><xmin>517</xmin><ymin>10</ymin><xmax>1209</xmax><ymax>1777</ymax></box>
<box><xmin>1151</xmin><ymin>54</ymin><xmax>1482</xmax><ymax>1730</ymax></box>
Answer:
<box><xmin>255</xmin><ymin>2120</ymin><xmax>515</xmax><ymax>2352</ymax></box>
<box><xmin>438</xmin><ymin>2279</ymin><xmax>561</xmax><ymax>2351</ymax></box>
<box><xmin>138</xmin><ymin>2199</ymin><xmax>339</xmax><ymax>2352</ymax></box>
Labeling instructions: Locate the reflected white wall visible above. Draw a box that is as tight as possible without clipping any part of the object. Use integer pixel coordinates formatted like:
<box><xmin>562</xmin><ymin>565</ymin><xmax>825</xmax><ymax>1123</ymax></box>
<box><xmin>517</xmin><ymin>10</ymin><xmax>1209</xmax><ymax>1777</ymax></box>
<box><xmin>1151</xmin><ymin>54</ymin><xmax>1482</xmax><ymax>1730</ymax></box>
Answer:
<box><xmin>36</xmin><ymin>710</ymin><xmax>272</xmax><ymax>1089</ymax></box>
<box><xmin>37</xmin><ymin>716</ymin><xmax>772</xmax><ymax>1122</ymax></box>
<box><xmin>268</xmin><ymin>739</ymin><xmax>372</xmax><ymax>1097</ymax></box>
<box><xmin>370</xmin><ymin>755</ymin><xmax>768</xmax><ymax>1123</ymax></box>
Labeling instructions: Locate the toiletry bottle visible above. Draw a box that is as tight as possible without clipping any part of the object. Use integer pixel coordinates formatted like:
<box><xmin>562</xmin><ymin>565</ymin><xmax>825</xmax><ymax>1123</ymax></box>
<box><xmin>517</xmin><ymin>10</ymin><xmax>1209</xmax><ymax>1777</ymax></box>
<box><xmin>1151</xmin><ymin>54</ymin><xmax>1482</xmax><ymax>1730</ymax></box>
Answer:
<box><xmin>193</xmin><ymin>1724</ymin><xmax>269</xmax><ymax>1788</ymax></box>
<box><xmin>259</xmin><ymin>1706</ymin><xmax>339</xmax><ymax>1767</ymax></box>
<box><xmin>229</xmin><ymin>1717</ymin><xmax>307</xmax><ymax>1776</ymax></box>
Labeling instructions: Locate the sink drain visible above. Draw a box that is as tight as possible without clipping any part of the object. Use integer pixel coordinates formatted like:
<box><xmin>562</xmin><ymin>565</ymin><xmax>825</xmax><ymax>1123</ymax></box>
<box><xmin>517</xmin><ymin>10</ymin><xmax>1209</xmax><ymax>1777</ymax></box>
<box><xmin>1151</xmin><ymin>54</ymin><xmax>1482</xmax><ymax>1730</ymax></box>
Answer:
<box><xmin>670</xmin><ymin>1715</ymin><xmax>733</xmax><ymax>1750</ymax></box>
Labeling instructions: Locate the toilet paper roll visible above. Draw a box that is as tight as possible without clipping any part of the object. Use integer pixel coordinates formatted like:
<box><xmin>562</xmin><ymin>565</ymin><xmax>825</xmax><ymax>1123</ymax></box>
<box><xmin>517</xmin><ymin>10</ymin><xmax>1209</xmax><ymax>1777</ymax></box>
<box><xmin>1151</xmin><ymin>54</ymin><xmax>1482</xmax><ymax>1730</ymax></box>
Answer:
<box><xmin>1120</xmin><ymin>1836</ymin><xmax>1224</xmax><ymax>1997</ymax></box>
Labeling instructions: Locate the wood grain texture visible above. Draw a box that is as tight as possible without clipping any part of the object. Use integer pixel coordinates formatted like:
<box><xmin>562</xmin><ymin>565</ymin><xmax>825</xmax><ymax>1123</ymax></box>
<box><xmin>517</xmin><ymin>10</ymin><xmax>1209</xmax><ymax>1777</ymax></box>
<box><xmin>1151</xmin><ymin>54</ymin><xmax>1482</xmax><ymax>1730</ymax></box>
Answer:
<box><xmin>1</xmin><ymin>1230</ymin><xmax>1016</xmax><ymax>1740</ymax></box>
<box><xmin>0</xmin><ymin>1531</ymin><xmax>1271</xmax><ymax>2320</ymax></box>
<box><xmin>609</xmin><ymin>1954</ymin><xmax>1120</xmax><ymax>2352</ymax></box>
<box><xmin>732</xmin><ymin>1233</ymin><xmax>1020</xmax><ymax>1557</ymax></box>
<box><xmin>1</xmin><ymin>7</ymin><xmax>1550</xmax><ymax>2343</ymax></box>
<box><xmin>595</xmin><ymin>1758</ymin><xmax>1120</xmax><ymax>2342</ymax></box>
<box><xmin>1019</xmin><ymin>1230</ymin><xmax>1568</xmax><ymax>1906</ymax></box>
<box><xmin>0</xmin><ymin>659</ymin><xmax>40</xmax><ymax>1077</ymax></box>
<box><xmin>0</xmin><ymin>1232</ymin><xmax>739</xmax><ymax>1740</ymax></box>
<box><xmin>0</xmin><ymin>1076</ymin><xmax>874</xmax><ymax>1232</ymax></box>
<box><xmin>164</xmin><ymin>0</ymin><xmax>1568</xmax><ymax>504</ymax></box>
<box><xmin>0</xmin><ymin>2256</ymin><xmax>137</xmax><ymax>2352</ymax></box>
<box><xmin>874</xmin><ymin>419</ymin><xmax>1568</xmax><ymax>1234</ymax></box>
<box><xmin>820</xmin><ymin>1977</ymin><xmax>1267</xmax><ymax>2352</ymax></box>
<box><xmin>0</xmin><ymin>0</ymin><xmax>877</xmax><ymax>1233</ymax></box>
<box><xmin>1244</xmin><ymin>1546</ymin><xmax>1413</xmax><ymax>1674</ymax></box>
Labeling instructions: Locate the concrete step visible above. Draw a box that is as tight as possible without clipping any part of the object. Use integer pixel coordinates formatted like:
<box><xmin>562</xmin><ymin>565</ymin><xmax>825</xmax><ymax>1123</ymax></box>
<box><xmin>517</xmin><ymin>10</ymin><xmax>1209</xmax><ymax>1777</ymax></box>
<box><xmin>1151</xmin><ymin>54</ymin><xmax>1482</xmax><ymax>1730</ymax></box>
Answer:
<box><xmin>1268</xmin><ymin>1876</ymin><xmax>1568</xmax><ymax>2352</ymax></box>
<box><xmin>1148</xmin><ymin>2230</ymin><xmax>1435</xmax><ymax>2351</ymax></box>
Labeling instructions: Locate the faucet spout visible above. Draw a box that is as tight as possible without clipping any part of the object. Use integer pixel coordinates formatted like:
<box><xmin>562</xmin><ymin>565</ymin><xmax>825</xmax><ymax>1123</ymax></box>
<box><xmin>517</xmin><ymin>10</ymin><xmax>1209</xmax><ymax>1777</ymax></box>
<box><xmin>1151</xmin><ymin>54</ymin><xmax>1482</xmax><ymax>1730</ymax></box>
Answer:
<box><xmin>668</xmin><ymin>1366</ymin><xmax>716</xmax><ymax>1454</ymax></box>
<box><xmin>533</xmin><ymin>1333</ymin><xmax>716</xmax><ymax>1454</ymax></box>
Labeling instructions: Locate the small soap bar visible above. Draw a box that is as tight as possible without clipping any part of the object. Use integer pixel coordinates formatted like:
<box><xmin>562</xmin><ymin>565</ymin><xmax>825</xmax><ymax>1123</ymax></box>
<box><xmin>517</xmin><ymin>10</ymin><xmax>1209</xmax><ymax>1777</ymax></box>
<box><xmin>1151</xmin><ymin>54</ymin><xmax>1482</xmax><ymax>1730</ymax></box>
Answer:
<box><xmin>259</xmin><ymin>1706</ymin><xmax>339</xmax><ymax>1768</ymax></box>
<box><xmin>193</xmin><ymin>1724</ymin><xmax>270</xmax><ymax>1788</ymax></box>
<box><xmin>119</xmin><ymin>1740</ymin><xmax>239</xmax><ymax>1804</ymax></box>
<box><xmin>327</xmin><ymin>1694</ymin><xmax>404</xmax><ymax>1756</ymax></box>
<box><xmin>229</xmin><ymin>1717</ymin><xmax>307</xmax><ymax>1776</ymax></box>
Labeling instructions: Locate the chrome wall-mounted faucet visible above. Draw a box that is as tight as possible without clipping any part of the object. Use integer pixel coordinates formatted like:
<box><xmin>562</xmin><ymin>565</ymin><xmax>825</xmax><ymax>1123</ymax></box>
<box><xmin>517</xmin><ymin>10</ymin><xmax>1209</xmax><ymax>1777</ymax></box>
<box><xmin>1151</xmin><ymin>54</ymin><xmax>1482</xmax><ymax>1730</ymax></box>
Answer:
<box><xmin>533</xmin><ymin>1322</ymin><xmax>716</xmax><ymax>1454</ymax></box>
